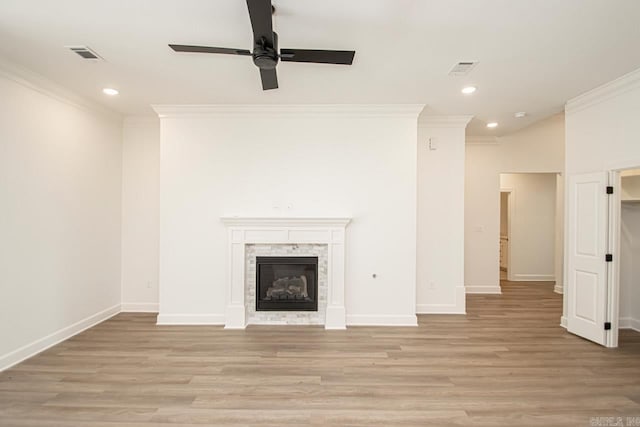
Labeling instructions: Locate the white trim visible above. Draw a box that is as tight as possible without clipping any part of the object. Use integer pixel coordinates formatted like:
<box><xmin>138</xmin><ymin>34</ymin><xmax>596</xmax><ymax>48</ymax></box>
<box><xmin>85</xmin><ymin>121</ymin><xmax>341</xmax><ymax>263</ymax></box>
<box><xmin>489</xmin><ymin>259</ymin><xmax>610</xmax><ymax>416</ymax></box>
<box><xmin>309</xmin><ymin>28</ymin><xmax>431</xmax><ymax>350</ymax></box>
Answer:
<box><xmin>0</xmin><ymin>304</ymin><xmax>120</xmax><ymax>372</ymax></box>
<box><xmin>156</xmin><ymin>314</ymin><xmax>226</xmax><ymax>325</ymax></box>
<box><xmin>0</xmin><ymin>57</ymin><xmax>121</xmax><ymax>121</ymax></box>
<box><xmin>560</xmin><ymin>316</ymin><xmax>567</xmax><ymax>329</ymax></box>
<box><xmin>416</xmin><ymin>305</ymin><xmax>466</xmax><ymax>314</ymax></box>
<box><xmin>416</xmin><ymin>286</ymin><xmax>466</xmax><ymax>314</ymax></box>
<box><xmin>465</xmin><ymin>285</ymin><xmax>502</xmax><ymax>294</ymax></box>
<box><xmin>418</xmin><ymin>115</ymin><xmax>474</xmax><ymax>128</ymax></box>
<box><xmin>511</xmin><ymin>274</ymin><xmax>555</xmax><ymax>282</ymax></box>
<box><xmin>152</xmin><ymin>104</ymin><xmax>425</xmax><ymax>119</ymax></box>
<box><xmin>565</xmin><ymin>67</ymin><xmax>640</xmax><ymax>115</ymax></box>
<box><xmin>220</xmin><ymin>217</ymin><xmax>351</xmax><ymax>227</ymax></box>
<box><xmin>466</xmin><ymin>136</ymin><xmax>500</xmax><ymax>145</ymax></box>
<box><xmin>346</xmin><ymin>314</ymin><xmax>418</xmax><ymax>326</ymax></box>
<box><xmin>607</xmin><ymin>170</ymin><xmax>622</xmax><ymax>348</ymax></box>
<box><xmin>619</xmin><ymin>317</ymin><xmax>640</xmax><ymax>332</ymax></box>
<box><xmin>554</xmin><ymin>284</ymin><xmax>564</xmax><ymax>294</ymax></box>
<box><xmin>121</xmin><ymin>302</ymin><xmax>159</xmax><ymax>313</ymax></box>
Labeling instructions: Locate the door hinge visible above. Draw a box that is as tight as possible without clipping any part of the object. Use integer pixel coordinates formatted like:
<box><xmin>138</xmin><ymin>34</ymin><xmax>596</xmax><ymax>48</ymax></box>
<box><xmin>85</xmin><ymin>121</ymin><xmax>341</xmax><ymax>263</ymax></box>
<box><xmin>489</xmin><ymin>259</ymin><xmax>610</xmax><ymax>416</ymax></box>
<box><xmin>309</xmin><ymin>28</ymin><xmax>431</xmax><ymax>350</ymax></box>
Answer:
<box><xmin>606</xmin><ymin>186</ymin><xmax>614</xmax><ymax>194</ymax></box>
<box><xmin>604</xmin><ymin>322</ymin><xmax>612</xmax><ymax>330</ymax></box>
<box><xmin>605</xmin><ymin>254</ymin><xmax>613</xmax><ymax>262</ymax></box>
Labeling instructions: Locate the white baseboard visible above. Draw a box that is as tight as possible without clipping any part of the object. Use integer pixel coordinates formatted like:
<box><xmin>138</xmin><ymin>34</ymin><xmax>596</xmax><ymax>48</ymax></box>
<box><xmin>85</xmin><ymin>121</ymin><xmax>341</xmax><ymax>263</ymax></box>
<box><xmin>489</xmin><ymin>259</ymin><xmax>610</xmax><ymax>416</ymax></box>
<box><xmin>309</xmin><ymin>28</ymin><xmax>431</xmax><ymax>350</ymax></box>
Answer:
<box><xmin>416</xmin><ymin>286</ymin><xmax>466</xmax><ymax>314</ymax></box>
<box><xmin>560</xmin><ymin>316</ymin><xmax>567</xmax><ymax>329</ymax></box>
<box><xmin>619</xmin><ymin>317</ymin><xmax>640</xmax><ymax>332</ymax></box>
<box><xmin>554</xmin><ymin>284</ymin><xmax>564</xmax><ymax>294</ymax></box>
<box><xmin>346</xmin><ymin>314</ymin><xmax>418</xmax><ymax>326</ymax></box>
<box><xmin>156</xmin><ymin>313</ymin><xmax>226</xmax><ymax>325</ymax></box>
<box><xmin>465</xmin><ymin>285</ymin><xmax>502</xmax><ymax>294</ymax></box>
<box><xmin>121</xmin><ymin>302</ymin><xmax>159</xmax><ymax>313</ymax></box>
<box><xmin>416</xmin><ymin>305</ymin><xmax>466</xmax><ymax>314</ymax></box>
<box><xmin>0</xmin><ymin>303</ymin><xmax>120</xmax><ymax>372</ymax></box>
<box><xmin>512</xmin><ymin>274</ymin><xmax>555</xmax><ymax>282</ymax></box>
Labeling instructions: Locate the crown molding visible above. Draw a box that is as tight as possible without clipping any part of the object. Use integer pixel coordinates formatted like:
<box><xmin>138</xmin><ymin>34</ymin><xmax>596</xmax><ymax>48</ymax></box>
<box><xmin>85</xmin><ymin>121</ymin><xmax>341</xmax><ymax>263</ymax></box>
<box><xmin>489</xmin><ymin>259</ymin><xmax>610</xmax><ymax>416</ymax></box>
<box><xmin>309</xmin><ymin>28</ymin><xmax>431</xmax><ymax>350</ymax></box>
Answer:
<box><xmin>465</xmin><ymin>136</ymin><xmax>500</xmax><ymax>145</ymax></box>
<box><xmin>152</xmin><ymin>104</ymin><xmax>425</xmax><ymax>119</ymax></box>
<box><xmin>566</xmin><ymin>67</ymin><xmax>640</xmax><ymax>115</ymax></box>
<box><xmin>418</xmin><ymin>115</ymin><xmax>474</xmax><ymax>129</ymax></box>
<box><xmin>0</xmin><ymin>57</ymin><xmax>121</xmax><ymax>122</ymax></box>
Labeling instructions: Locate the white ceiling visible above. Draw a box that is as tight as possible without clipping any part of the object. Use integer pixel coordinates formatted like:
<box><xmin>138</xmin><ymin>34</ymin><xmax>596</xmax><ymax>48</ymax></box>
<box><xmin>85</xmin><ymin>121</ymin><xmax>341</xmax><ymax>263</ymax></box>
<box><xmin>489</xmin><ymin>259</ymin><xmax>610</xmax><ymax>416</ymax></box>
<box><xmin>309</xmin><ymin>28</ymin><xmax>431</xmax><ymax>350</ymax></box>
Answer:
<box><xmin>1</xmin><ymin>0</ymin><xmax>640</xmax><ymax>135</ymax></box>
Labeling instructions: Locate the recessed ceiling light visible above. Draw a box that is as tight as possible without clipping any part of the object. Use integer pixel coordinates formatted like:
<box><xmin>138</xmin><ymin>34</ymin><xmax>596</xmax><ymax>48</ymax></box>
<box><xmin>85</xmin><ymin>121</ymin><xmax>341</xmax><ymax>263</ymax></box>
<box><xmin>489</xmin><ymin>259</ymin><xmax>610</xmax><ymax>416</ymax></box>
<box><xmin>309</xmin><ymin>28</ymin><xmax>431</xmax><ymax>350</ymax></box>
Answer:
<box><xmin>461</xmin><ymin>86</ymin><xmax>477</xmax><ymax>95</ymax></box>
<box><xmin>486</xmin><ymin>122</ymin><xmax>498</xmax><ymax>128</ymax></box>
<box><xmin>102</xmin><ymin>88</ymin><xmax>119</xmax><ymax>96</ymax></box>
<box><xmin>514</xmin><ymin>112</ymin><xmax>527</xmax><ymax>118</ymax></box>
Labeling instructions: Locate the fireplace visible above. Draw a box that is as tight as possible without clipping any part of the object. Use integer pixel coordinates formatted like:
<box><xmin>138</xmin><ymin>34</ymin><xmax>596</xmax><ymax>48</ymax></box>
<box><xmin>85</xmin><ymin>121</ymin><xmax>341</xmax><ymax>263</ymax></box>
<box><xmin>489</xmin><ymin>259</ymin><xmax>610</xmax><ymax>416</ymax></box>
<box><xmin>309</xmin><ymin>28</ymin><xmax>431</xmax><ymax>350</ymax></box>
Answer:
<box><xmin>256</xmin><ymin>256</ymin><xmax>318</xmax><ymax>311</ymax></box>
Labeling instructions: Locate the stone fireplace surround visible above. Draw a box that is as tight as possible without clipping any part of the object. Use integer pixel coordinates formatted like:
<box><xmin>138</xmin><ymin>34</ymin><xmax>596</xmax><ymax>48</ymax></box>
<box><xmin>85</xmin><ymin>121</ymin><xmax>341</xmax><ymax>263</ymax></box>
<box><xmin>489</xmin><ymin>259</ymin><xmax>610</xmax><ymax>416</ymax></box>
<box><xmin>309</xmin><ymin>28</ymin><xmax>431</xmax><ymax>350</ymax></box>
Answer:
<box><xmin>221</xmin><ymin>217</ymin><xmax>351</xmax><ymax>329</ymax></box>
<box><xmin>246</xmin><ymin>244</ymin><xmax>327</xmax><ymax>324</ymax></box>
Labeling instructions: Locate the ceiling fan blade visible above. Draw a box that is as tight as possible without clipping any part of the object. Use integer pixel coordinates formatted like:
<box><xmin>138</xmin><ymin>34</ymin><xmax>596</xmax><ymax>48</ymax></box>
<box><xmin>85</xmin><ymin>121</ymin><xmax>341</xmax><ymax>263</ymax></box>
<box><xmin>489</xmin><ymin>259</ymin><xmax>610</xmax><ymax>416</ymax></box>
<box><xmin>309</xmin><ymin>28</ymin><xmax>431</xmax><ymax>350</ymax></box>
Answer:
<box><xmin>280</xmin><ymin>49</ymin><xmax>355</xmax><ymax>65</ymax></box>
<box><xmin>169</xmin><ymin>44</ymin><xmax>251</xmax><ymax>56</ymax></box>
<box><xmin>246</xmin><ymin>0</ymin><xmax>274</xmax><ymax>47</ymax></box>
<box><xmin>260</xmin><ymin>68</ymin><xmax>278</xmax><ymax>90</ymax></box>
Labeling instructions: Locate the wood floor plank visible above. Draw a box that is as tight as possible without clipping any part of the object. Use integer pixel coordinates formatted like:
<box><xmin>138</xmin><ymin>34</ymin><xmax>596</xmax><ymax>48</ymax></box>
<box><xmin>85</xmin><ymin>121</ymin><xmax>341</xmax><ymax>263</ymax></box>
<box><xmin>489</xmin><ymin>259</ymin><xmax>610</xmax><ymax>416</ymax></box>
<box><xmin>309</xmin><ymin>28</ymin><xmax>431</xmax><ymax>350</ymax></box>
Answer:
<box><xmin>1</xmin><ymin>280</ymin><xmax>639</xmax><ymax>426</ymax></box>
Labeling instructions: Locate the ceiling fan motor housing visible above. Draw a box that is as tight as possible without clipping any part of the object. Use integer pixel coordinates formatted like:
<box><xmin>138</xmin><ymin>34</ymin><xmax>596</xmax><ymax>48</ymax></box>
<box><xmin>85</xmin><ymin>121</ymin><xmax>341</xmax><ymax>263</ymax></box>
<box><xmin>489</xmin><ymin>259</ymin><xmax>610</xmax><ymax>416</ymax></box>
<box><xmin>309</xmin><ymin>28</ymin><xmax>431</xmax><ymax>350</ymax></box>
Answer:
<box><xmin>253</xmin><ymin>32</ymin><xmax>279</xmax><ymax>69</ymax></box>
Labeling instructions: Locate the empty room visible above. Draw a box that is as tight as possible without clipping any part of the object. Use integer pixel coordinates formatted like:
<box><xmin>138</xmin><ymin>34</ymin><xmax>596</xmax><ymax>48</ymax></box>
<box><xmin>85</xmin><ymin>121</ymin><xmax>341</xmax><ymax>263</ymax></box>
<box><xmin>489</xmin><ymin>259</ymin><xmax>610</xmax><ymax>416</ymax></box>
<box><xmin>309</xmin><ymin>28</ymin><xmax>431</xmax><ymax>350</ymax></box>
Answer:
<box><xmin>1</xmin><ymin>1</ymin><xmax>640</xmax><ymax>426</ymax></box>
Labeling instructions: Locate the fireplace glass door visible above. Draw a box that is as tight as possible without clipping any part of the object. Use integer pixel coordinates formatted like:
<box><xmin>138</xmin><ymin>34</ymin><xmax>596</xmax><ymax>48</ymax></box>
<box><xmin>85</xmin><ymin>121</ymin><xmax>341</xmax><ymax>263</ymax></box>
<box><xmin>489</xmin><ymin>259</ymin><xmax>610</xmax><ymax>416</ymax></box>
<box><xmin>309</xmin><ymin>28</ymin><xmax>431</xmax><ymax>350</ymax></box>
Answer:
<box><xmin>256</xmin><ymin>256</ymin><xmax>318</xmax><ymax>311</ymax></box>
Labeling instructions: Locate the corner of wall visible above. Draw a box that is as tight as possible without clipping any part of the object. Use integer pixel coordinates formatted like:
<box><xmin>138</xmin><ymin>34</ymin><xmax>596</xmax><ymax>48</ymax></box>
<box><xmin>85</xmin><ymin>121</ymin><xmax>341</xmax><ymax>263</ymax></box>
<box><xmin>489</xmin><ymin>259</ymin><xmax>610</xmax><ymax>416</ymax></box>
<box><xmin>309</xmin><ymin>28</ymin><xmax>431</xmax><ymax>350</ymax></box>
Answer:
<box><xmin>0</xmin><ymin>304</ymin><xmax>121</xmax><ymax>372</ymax></box>
<box><xmin>416</xmin><ymin>115</ymin><xmax>471</xmax><ymax>316</ymax></box>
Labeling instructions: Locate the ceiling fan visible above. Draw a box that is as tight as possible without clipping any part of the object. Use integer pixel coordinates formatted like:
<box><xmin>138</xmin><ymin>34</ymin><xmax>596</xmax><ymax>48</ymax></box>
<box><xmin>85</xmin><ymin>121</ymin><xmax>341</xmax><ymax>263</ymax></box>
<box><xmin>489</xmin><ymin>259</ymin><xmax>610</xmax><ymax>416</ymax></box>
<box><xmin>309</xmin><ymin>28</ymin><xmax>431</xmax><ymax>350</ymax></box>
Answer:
<box><xmin>169</xmin><ymin>0</ymin><xmax>355</xmax><ymax>90</ymax></box>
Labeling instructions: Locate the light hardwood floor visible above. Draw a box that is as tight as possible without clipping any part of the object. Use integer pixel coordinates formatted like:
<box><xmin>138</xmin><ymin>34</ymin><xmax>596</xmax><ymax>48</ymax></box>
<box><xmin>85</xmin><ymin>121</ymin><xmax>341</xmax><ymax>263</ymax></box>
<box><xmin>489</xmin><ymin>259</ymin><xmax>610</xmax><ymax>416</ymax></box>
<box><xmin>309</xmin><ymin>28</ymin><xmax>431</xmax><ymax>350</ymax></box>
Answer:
<box><xmin>1</xmin><ymin>281</ymin><xmax>639</xmax><ymax>426</ymax></box>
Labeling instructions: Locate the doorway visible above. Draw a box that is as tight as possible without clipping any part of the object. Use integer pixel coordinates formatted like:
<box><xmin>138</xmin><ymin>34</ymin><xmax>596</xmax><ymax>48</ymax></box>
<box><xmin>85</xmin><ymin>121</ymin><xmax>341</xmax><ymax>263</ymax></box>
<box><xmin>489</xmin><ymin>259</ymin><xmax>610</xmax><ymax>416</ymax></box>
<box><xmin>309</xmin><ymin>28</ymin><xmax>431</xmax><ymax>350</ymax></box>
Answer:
<box><xmin>611</xmin><ymin>168</ymin><xmax>640</xmax><ymax>346</ymax></box>
<box><xmin>498</xmin><ymin>173</ymin><xmax>562</xmax><ymax>290</ymax></box>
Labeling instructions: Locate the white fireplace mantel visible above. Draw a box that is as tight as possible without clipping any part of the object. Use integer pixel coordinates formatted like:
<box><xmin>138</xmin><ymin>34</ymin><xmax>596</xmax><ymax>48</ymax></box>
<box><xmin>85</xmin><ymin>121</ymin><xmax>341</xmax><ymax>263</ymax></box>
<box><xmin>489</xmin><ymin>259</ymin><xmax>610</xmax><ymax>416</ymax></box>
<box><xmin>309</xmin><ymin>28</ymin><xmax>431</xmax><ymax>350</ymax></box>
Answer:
<box><xmin>221</xmin><ymin>217</ymin><xmax>351</xmax><ymax>329</ymax></box>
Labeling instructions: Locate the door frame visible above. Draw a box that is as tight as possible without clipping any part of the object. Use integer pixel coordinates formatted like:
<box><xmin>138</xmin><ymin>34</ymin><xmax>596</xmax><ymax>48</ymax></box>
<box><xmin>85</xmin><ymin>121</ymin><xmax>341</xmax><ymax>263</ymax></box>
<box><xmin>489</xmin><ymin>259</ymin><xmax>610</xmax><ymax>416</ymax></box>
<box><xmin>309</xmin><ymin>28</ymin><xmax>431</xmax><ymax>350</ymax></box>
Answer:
<box><xmin>604</xmin><ymin>164</ymin><xmax>640</xmax><ymax>348</ymax></box>
<box><xmin>499</xmin><ymin>187</ymin><xmax>515</xmax><ymax>281</ymax></box>
<box><xmin>606</xmin><ymin>170</ymin><xmax>620</xmax><ymax>347</ymax></box>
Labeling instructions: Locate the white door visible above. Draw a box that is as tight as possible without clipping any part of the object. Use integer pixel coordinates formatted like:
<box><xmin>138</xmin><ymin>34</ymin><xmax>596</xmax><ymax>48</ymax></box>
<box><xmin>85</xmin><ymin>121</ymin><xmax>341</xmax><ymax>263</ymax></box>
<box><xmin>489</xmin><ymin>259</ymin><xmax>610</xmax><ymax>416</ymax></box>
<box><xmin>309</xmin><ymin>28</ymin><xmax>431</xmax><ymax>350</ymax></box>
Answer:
<box><xmin>567</xmin><ymin>172</ymin><xmax>609</xmax><ymax>345</ymax></box>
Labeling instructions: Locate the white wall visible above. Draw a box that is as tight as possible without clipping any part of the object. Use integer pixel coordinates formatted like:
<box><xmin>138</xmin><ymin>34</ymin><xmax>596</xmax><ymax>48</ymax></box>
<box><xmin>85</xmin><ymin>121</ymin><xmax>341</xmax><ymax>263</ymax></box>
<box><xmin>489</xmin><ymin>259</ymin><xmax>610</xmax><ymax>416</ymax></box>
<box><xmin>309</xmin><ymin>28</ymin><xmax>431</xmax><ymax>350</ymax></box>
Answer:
<box><xmin>500</xmin><ymin>173</ymin><xmax>557</xmax><ymax>281</ymax></box>
<box><xmin>157</xmin><ymin>106</ymin><xmax>423</xmax><ymax>325</ymax></box>
<box><xmin>565</xmin><ymin>71</ymin><xmax>640</xmax><ymax>175</ymax></box>
<box><xmin>465</xmin><ymin>113</ymin><xmax>564</xmax><ymax>294</ymax></box>
<box><xmin>416</xmin><ymin>117</ymin><xmax>470</xmax><ymax>314</ymax></box>
<box><xmin>121</xmin><ymin>118</ymin><xmax>160</xmax><ymax>312</ymax></box>
<box><xmin>0</xmin><ymin>68</ymin><xmax>122</xmax><ymax>370</ymax></box>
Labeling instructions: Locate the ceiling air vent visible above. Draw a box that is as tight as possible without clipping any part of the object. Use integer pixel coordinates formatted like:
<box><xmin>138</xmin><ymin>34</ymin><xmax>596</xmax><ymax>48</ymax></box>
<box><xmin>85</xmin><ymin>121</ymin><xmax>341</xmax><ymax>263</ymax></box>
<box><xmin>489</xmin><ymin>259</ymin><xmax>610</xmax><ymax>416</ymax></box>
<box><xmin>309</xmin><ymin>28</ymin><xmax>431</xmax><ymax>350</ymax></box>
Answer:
<box><xmin>66</xmin><ymin>46</ymin><xmax>103</xmax><ymax>60</ymax></box>
<box><xmin>448</xmin><ymin>61</ymin><xmax>478</xmax><ymax>76</ymax></box>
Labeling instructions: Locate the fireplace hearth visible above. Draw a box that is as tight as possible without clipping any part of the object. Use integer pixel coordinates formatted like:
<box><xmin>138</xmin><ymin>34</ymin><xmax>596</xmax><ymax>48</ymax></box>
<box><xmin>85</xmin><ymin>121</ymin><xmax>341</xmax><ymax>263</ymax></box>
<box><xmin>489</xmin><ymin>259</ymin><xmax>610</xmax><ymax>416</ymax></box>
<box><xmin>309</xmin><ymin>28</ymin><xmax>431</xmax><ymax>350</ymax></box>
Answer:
<box><xmin>256</xmin><ymin>256</ymin><xmax>318</xmax><ymax>311</ymax></box>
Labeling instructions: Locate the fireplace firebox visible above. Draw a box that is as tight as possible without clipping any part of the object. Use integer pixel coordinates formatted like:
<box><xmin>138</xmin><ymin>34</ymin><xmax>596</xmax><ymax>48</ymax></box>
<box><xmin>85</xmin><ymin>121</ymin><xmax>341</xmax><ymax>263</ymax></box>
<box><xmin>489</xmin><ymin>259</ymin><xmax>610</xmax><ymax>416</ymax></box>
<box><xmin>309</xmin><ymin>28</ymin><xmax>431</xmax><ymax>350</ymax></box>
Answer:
<box><xmin>256</xmin><ymin>256</ymin><xmax>318</xmax><ymax>311</ymax></box>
